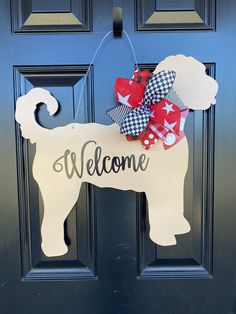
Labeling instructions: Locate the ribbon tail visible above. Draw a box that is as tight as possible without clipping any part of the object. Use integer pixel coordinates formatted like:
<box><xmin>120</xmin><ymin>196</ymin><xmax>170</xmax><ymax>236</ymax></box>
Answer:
<box><xmin>107</xmin><ymin>104</ymin><xmax>131</xmax><ymax>126</ymax></box>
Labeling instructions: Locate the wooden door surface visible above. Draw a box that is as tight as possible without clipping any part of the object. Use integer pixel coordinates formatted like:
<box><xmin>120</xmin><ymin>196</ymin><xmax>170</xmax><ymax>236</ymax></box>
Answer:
<box><xmin>0</xmin><ymin>0</ymin><xmax>235</xmax><ymax>313</ymax></box>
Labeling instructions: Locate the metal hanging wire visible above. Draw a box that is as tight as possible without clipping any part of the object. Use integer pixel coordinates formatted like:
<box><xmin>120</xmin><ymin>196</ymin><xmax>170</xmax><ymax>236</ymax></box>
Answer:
<box><xmin>73</xmin><ymin>30</ymin><xmax>139</xmax><ymax>125</ymax></box>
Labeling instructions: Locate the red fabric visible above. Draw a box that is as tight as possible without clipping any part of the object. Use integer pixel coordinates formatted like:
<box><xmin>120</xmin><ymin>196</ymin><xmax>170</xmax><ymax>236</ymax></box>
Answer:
<box><xmin>149</xmin><ymin>99</ymin><xmax>181</xmax><ymax>135</ymax></box>
<box><xmin>115</xmin><ymin>78</ymin><xmax>144</xmax><ymax>108</ymax></box>
<box><xmin>132</xmin><ymin>70</ymin><xmax>154</xmax><ymax>88</ymax></box>
<box><xmin>162</xmin><ymin>109</ymin><xmax>189</xmax><ymax>150</ymax></box>
<box><xmin>138</xmin><ymin>124</ymin><xmax>159</xmax><ymax>150</ymax></box>
<box><xmin>139</xmin><ymin>108</ymin><xmax>189</xmax><ymax>150</ymax></box>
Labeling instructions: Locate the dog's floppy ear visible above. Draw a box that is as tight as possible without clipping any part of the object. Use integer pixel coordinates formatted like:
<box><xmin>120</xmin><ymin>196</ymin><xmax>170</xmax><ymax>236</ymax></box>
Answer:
<box><xmin>154</xmin><ymin>55</ymin><xmax>218</xmax><ymax>110</ymax></box>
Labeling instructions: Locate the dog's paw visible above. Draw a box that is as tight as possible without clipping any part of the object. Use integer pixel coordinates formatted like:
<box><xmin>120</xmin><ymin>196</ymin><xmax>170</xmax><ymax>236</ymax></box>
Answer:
<box><xmin>172</xmin><ymin>216</ymin><xmax>191</xmax><ymax>235</ymax></box>
<box><xmin>42</xmin><ymin>241</ymin><xmax>68</xmax><ymax>257</ymax></box>
<box><xmin>149</xmin><ymin>229</ymin><xmax>177</xmax><ymax>246</ymax></box>
<box><xmin>148</xmin><ymin>210</ymin><xmax>191</xmax><ymax>246</ymax></box>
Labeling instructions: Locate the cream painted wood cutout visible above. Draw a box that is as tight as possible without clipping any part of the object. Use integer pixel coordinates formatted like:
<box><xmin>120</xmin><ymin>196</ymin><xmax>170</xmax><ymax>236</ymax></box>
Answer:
<box><xmin>15</xmin><ymin>55</ymin><xmax>218</xmax><ymax>257</ymax></box>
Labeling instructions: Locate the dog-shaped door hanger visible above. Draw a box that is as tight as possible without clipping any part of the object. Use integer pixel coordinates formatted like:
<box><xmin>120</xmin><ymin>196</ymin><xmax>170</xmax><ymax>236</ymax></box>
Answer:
<box><xmin>15</xmin><ymin>55</ymin><xmax>218</xmax><ymax>257</ymax></box>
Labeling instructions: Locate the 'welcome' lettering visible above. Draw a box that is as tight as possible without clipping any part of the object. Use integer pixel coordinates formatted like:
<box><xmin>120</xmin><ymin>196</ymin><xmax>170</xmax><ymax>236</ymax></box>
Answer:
<box><xmin>53</xmin><ymin>140</ymin><xmax>149</xmax><ymax>179</ymax></box>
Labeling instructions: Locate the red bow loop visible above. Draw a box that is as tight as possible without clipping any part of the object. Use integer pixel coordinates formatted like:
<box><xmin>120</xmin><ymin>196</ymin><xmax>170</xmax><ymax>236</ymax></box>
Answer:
<box><xmin>115</xmin><ymin>78</ymin><xmax>144</xmax><ymax>108</ymax></box>
<box><xmin>149</xmin><ymin>99</ymin><xmax>181</xmax><ymax>135</ymax></box>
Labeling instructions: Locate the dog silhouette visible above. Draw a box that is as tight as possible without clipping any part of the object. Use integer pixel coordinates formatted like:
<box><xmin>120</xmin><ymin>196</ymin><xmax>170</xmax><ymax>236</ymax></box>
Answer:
<box><xmin>15</xmin><ymin>55</ymin><xmax>218</xmax><ymax>257</ymax></box>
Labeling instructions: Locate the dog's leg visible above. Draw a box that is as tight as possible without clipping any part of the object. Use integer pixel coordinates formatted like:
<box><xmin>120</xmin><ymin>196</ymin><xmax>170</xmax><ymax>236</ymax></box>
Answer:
<box><xmin>39</xmin><ymin>182</ymin><xmax>81</xmax><ymax>257</ymax></box>
<box><xmin>147</xmin><ymin>186</ymin><xmax>190</xmax><ymax>246</ymax></box>
<box><xmin>146</xmin><ymin>138</ymin><xmax>191</xmax><ymax>246</ymax></box>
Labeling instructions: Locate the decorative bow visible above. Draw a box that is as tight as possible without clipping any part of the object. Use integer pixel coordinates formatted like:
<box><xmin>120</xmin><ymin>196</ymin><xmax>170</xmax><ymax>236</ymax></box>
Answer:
<box><xmin>107</xmin><ymin>69</ymin><xmax>189</xmax><ymax>150</ymax></box>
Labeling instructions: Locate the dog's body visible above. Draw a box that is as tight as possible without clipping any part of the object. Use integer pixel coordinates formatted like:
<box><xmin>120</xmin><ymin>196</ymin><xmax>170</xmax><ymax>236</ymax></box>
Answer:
<box><xmin>16</xmin><ymin>88</ymin><xmax>190</xmax><ymax>256</ymax></box>
<box><xmin>15</xmin><ymin>55</ymin><xmax>218</xmax><ymax>257</ymax></box>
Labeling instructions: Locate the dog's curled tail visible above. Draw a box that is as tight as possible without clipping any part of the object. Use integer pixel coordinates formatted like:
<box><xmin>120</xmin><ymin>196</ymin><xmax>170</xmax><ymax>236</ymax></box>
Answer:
<box><xmin>15</xmin><ymin>88</ymin><xmax>59</xmax><ymax>143</ymax></box>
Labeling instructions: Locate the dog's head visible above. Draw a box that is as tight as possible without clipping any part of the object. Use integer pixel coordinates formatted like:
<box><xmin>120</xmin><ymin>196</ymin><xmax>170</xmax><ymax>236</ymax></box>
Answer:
<box><xmin>154</xmin><ymin>55</ymin><xmax>218</xmax><ymax>110</ymax></box>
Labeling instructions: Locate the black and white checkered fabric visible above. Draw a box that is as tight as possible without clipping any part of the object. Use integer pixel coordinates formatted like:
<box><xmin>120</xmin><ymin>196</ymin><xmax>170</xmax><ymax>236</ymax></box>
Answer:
<box><xmin>144</xmin><ymin>70</ymin><xmax>176</xmax><ymax>106</ymax></box>
<box><xmin>120</xmin><ymin>106</ymin><xmax>150</xmax><ymax>136</ymax></box>
<box><xmin>106</xmin><ymin>104</ymin><xmax>131</xmax><ymax>126</ymax></box>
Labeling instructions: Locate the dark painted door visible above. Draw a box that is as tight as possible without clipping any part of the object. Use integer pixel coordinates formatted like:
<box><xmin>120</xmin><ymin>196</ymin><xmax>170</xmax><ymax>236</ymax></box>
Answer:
<box><xmin>0</xmin><ymin>0</ymin><xmax>235</xmax><ymax>313</ymax></box>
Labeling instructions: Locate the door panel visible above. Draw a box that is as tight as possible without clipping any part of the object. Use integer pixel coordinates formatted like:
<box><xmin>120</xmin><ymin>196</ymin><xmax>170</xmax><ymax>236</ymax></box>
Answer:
<box><xmin>137</xmin><ymin>64</ymin><xmax>214</xmax><ymax>279</ymax></box>
<box><xmin>136</xmin><ymin>0</ymin><xmax>215</xmax><ymax>31</ymax></box>
<box><xmin>11</xmin><ymin>0</ymin><xmax>91</xmax><ymax>33</ymax></box>
<box><xmin>14</xmin><ymin>65</ymin><xmax>96</xmax><ymax>280</ymax></box>
<box><xmin>0</xmin><ymin>0</ymin><xmax>236</xmax><ymax>313</ymax></box>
